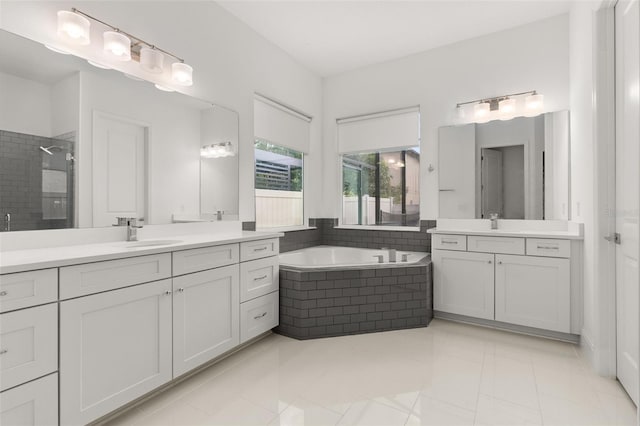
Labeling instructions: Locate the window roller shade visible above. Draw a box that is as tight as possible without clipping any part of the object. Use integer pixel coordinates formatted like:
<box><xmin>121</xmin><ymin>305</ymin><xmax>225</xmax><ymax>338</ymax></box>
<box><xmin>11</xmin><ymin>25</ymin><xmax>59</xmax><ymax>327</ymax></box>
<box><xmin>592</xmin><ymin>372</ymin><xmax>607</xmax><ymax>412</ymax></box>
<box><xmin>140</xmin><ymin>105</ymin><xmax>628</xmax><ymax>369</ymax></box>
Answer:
<box><xmin>337</xmin><ymin>107</ymin><xmax>420</xmax><ymax>154</ymax></box>
<box><xmin>254</xmin><ymin>96</ymin><xmax>311</xmax><ymax>154</ymax></box>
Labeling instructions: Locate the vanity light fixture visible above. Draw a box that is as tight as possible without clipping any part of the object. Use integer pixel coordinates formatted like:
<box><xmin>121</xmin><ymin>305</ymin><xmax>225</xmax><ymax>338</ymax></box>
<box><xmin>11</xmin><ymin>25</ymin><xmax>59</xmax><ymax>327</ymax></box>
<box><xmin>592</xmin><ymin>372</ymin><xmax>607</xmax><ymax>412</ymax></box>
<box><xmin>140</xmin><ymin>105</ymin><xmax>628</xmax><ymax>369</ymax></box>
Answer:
<box><xmin>458</xmin><ymin>90</ymin><xmax>544</xmax><ymax>123</ymax></box>
<box><xmin>87</xmin><ymin>59</ymin><xmax>111</xmax><ymax>69</ymax></box>
<box><xmin>201</xmin><ymin>142</ymin><xmax>235</xmax><ymax>159</ymax></box>
<box><xmin>55</xmin><ymin>8</ymin><xmax>194</xmax><ymax>88</ymax></box>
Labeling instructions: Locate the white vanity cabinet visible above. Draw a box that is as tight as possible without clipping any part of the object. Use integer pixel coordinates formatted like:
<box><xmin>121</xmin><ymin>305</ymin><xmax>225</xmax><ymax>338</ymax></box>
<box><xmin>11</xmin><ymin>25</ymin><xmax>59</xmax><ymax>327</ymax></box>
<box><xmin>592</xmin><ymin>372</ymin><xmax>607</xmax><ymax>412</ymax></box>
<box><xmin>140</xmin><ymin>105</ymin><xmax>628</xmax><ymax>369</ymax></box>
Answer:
<box><xmin>239</xmin><ymin>238</ymin><xmax>280</xmax><ymax>343</ymax></box>
<box><xmin>495</xmin><ymin>254</ymin><xmax>570</xmax><ymax>332</ymax></box>
<box><xmin>60</xmin><ymin>279</ymin><xmax>173</xmax><ymax>425</ymax></box>
<box><xmin>432</xmin><ymin>250</ymin><xmax>494</xmax><ymax>319</ymax></box>
<box><xmin>432</xmin><ymin>232</ymin><xmax>579</xmax><ymax>336</ymax></box>
<box><xmin>0</xmin><ymin>269</ymin><xmax>59</xmax><ymax>426</ymax></box>
<box><xmin>172</xmin><ymin>265</ymin><xmax>240</xmax><ymax>376</ymax></box>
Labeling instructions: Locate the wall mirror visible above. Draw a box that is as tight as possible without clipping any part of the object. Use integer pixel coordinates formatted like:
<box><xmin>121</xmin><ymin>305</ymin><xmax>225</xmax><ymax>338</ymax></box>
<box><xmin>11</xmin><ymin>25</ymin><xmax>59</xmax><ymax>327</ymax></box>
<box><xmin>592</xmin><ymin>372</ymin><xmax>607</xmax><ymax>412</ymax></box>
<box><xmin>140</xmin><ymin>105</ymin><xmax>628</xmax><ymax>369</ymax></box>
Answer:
<box><xmin>0</xmin><ymin>29</ymin><xmax>239</xmax><ymax>232</ymax></box>
<box><xmin>438</xmin><ymin>111</ymin><xmax>570</xmax><ymax>220</ymax></box>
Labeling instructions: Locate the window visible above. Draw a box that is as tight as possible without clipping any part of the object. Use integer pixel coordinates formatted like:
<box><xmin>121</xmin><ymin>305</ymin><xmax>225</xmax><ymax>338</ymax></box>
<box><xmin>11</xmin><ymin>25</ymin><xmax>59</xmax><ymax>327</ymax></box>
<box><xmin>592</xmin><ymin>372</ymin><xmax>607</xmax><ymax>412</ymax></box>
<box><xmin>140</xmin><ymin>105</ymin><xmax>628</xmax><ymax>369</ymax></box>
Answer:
<box><xmin>255</xmin><ymin>139</ymin><xmax>303</xmax><ymax>227</ymax></box>
<box><xmin>253</xmin><ymin>94</ymin><xmax>311</xmax><ymax>229</ymax></box>
<box><xmin>342</xmin><ymin>148</ymin><xmax>420</xmax><ymax>226</ymax></box>
<box><xmin>337</xmin><ymin>106</ymin><xmax>420</xmax><ymax>227</ymax></box>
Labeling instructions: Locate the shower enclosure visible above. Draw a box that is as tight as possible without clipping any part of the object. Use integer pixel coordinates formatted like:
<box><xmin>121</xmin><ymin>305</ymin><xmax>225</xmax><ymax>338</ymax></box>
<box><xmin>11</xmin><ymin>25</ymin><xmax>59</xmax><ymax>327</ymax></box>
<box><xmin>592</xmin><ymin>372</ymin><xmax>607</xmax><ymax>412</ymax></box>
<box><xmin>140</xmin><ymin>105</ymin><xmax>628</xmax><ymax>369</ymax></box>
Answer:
<box><xmin>0</xmin><ymin>129</ymin><xmax>75</xmax><ymax>231</ymax></box>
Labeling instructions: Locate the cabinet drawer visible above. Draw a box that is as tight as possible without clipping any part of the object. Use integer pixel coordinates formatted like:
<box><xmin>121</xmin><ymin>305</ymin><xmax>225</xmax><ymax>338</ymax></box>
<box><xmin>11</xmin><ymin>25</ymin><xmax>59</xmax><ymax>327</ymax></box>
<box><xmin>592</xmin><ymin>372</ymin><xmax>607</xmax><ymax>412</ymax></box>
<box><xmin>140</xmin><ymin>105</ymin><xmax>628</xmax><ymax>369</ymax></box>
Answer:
<box><xmin>240</xmin><ymin>238</ymin><xmax>279</xmax><ymax>262</ymax></box>
<box><xmin>1</xmin><ymin>373</ymin><xmax>58</xmax><ymax>426</ymax></box>
<box><xmin>173</xmin><ymin>243</ymin><xmax>239</xmax><ymax>276</ymax></box>
<box><xmin>240</xmin><ymin>291</ymin><xmax>279</xmax><ymax>343</ymax></box>
<box><xmin>467</xmin><ymin>236</ymin><xmax>525</xmax><ymax>255</ymax></box>
<box><xmin>60</xmin><ymin>253</ymin><xmax>171</xmax><ymax>299</ymax></box>
<box><xmin>0</xmin><ymin>304</ymin><xmax>58</xmax><ymax>391</ymax></box>
<box><xmin>526</xmin><ymin>239</ymin><xmax>571</xmax><ymax>258</ymax></box>
<box><xmin>432</xmin><ymin>234</ymin><xmax>467</xmax><ymax>251</ymax></box>
<box><xmin>0</xmin><ymin>269</ymin><xmax>57</xmax><ymax>313</ymax></box>
<box><xmin>240</xmin><ymin>257</ymin><xmax>279</xmax><ymax>303</ymax></box>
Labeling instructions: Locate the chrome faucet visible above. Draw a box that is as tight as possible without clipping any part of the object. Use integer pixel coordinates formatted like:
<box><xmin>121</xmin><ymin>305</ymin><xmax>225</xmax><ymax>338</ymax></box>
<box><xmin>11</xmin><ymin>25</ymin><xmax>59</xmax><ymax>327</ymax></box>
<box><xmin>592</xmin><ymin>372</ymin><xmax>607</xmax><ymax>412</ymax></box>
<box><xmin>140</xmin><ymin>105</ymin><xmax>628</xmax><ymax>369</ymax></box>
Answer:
<box><xmin>216</xmin><ymin>210</ymin><xmax>223</xmax><ymax>221</ymax></box>
<box><xmin>382</xmin><ymin>247</ymin><xmax>397</xmax><ymax>262</ymax></box>
<box><xmin>489</xmin><ymin>213</ymin><xmax>499</xmax><ymax>230</ymax></box>
<box><xmin>126</xmin><ymin>218</ymin><xmax>143</xmax><ymax>241</ymax></box>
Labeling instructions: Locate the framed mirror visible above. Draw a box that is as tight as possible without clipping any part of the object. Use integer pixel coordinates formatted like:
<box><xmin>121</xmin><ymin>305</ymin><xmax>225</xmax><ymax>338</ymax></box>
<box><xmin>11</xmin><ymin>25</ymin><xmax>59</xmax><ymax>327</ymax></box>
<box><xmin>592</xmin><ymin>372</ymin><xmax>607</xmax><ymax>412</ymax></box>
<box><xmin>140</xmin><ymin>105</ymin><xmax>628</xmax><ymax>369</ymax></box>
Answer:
<box><xmin>438</xmin><ymin>111</ymin><xmax>570</xmax><ymax>220</ymax></box>
<box><xmin>0</xmin><ymin>29</ymin><xmax>239</xmax><ymax>231</ymax></box>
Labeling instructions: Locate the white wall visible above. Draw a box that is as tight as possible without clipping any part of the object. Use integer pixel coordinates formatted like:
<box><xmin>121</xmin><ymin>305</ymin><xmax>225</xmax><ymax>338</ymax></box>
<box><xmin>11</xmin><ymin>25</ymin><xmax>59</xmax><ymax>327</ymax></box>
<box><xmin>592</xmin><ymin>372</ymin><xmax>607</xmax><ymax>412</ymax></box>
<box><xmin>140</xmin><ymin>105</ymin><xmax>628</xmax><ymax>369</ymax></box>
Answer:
<box><xmin>51</xmin><ymin>72</ymin><xmax>79</xmax><ymax>138</ymax></box>
<box><xmin>0</xmin><ymin>71</ymin><xmax>52</xmax><ymax>137</ymax></box>
<box><xmin>322</xmin><ymin>14</ymin><xmax>570</xmax><ymax>220</ymax></box>
<box><xmin>570</xmin><ymin>1</ymin><xmax>617</xmax><ymax>375</ymax></box>
<box><xmin>0</xmin><ymin>1</ymin><xmax>323</xmax><ymax>223</ymax></box>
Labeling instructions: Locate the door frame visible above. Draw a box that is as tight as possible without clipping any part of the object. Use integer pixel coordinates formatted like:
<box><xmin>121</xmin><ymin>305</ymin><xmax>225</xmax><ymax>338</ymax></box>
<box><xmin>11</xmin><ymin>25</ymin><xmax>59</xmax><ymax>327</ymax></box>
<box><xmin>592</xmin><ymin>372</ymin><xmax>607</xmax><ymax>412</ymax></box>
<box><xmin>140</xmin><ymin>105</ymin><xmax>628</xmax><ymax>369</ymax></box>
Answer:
<box><xmin>91</xmin><ymin>110</ymin><xmax>151</xmax><ymax>227</ymax></box>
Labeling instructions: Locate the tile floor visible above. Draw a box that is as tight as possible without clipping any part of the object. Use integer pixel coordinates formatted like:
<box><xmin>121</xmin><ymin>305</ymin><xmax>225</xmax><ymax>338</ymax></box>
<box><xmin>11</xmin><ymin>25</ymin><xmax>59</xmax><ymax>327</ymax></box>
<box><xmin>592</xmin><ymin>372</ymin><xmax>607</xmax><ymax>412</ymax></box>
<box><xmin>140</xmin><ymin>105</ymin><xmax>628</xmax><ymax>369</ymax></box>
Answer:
<box><xmin>103</xmin><ymin>319</ymin><xmax>637</xmax><ymax>426</ymax></box>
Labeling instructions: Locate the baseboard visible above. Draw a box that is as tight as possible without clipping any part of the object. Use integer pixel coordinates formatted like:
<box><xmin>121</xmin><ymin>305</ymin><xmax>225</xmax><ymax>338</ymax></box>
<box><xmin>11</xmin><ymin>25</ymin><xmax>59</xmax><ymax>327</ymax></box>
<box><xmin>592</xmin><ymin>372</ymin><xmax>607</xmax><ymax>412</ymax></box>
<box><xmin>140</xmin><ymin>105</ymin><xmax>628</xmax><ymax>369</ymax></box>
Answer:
<box><xmin>434</xmin><ymin>311</ymin><xmax>580</xmax><ymax>344</ymax></box>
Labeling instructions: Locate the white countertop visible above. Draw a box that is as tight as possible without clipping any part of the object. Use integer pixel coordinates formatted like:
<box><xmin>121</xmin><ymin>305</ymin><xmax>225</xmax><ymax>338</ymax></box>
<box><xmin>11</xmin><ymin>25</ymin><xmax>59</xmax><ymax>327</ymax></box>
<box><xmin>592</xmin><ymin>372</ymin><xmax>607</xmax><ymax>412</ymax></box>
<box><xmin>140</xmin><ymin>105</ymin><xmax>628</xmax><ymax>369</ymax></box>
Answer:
<box><xmin>427</xmin><ymin>228</ymin><xmax>584</xmax><ymax>239</ymax></box>
<box><xmin>0</xmin><ymin>231</ymin><xmax>283</xmax><ymax>274</ymax></box>
<box><xmin>427</xmin><ymin>219</ymin><xmax>584</xmax><ymax>240</ymax></box>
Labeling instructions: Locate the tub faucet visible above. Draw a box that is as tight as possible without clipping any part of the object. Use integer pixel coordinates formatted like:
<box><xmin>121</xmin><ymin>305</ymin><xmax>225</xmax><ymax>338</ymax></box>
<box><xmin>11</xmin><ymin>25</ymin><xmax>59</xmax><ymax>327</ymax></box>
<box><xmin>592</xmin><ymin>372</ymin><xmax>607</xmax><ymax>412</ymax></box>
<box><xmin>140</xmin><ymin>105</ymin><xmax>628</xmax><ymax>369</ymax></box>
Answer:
<box><xmin>383</xmin><ymin>247</ymin><xmax>397</xmax><ymax>262</ymax></box>
<box><xmin>489</xmin><ymin>213</ymin><xmax>499</xmax><ymax>230</ymax></box>
<box><xmin>126</xmin><ymin>218</ymin><xmax>143</xmax><ymax>241</ymax></box>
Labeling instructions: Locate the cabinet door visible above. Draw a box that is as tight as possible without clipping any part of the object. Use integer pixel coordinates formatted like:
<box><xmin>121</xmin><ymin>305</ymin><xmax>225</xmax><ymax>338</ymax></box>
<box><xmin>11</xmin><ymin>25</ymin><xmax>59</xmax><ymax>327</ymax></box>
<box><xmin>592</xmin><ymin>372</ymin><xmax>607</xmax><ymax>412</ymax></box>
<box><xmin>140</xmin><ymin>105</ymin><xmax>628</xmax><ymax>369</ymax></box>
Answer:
<box><xmin>432</xmin><ymin>250</ymin><xmax>494</xmax><ymax>319</ymax></box>
<box><xmin>0</xmin><ymin>373</ymin><xmax>58</xmax><ymax>426</ymax></box>
<box><xmin>495</xmin><ymin>254</ymin><xmax>570</xmax><ymax>332</ymax></box>
<box><xmin>60</xmin><ymin>279</ymin><xmax>172</xmax><ymax>425</ymax></box>
<box><xmin>172</xmin><ymin>265</ymin><xmax>240</xmax><ymax>377</ymax></box>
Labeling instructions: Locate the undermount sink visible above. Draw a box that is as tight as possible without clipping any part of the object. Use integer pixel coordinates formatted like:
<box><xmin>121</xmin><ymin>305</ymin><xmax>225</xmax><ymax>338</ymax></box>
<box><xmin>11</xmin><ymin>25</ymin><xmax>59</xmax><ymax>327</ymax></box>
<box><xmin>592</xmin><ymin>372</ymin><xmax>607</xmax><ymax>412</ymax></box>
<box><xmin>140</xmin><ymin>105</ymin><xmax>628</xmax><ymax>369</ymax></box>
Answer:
<box><xmin>121</xmin><ymin>239</ymin><xmax>183</xmax><ymax>248</ymax></box>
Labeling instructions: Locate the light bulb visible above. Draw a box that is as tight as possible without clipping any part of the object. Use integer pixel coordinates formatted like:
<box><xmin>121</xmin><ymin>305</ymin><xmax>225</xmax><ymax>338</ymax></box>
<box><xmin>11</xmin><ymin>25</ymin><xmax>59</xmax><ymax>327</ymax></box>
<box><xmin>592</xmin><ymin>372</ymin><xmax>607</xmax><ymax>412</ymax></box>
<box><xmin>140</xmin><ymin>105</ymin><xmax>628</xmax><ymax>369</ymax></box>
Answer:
<box><xmin>103</xmin><ymin>31</ymin><xmax>131</xmax><ymax>61</ymax></box>
<box><xmin>171</xmin><ymin>62</ymin><xmax>193</xmax><ymax>86</ymax></box>
<box><xmin>525</xmin><ymin>93</ymin><xmax>544</xmax><ymax>111</ymax></box>
<box><xmin>474</xmin><ymin>102</ymin><xmax>490</xmax><ymax>119</ymax></box>
<box><xmin>499</xmin><ymin>98</ymin><xmax>516</xmax><ymax>114</ymax></box>
<box><xmin>57</xmin><ymin>10</ymin><xmax>91</xmax><ymax>45</ymax></box>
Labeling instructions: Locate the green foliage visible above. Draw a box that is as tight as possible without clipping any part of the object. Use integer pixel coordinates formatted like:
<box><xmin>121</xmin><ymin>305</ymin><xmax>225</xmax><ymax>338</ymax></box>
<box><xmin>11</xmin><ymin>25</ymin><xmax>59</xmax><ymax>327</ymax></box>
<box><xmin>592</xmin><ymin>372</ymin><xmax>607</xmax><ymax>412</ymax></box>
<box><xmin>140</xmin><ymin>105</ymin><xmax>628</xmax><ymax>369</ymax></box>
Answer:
<box><xmin>254</xmin><ymin>139</ymin><xmax>302</xmax><ymax>159</ymax></box>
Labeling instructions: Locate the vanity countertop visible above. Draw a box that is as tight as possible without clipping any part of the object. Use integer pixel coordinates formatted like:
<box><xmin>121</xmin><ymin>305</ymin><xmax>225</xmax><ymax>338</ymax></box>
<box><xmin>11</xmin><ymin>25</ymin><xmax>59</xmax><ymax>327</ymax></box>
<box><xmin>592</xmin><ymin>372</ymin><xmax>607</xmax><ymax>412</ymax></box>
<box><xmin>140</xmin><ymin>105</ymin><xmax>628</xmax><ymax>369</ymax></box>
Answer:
<box><xmin>0</xmin><ymin>231</ymin><xmax>284</xmax><ymax>274</ymax></box>
<box><xmin>427</xmin><ymin>227</ymin><xmax>584</xmax><ymax>240</ymax></box>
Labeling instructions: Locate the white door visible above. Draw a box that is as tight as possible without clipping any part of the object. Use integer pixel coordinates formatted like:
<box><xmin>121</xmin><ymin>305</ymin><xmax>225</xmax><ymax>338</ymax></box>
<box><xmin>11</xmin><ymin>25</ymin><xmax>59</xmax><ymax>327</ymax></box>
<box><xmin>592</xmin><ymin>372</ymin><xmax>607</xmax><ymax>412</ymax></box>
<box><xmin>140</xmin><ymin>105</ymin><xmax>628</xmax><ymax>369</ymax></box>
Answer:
<box><xmin>172</xmin><ymin>265</ymin><xmax>240</xmax><ymax>377</ymax></box>
<box><xmin>481</xmin><ymin>148</ymin><xmax>503</xmax><ymax>218</ymax></box>
<box><xmin>60</xmin><ymin>280</ymin><xmax>172</xmax><ymax>425</ymax></box>
<box><xmin>615</xmin><ymin>0</ymin><xmax>640</xmax><ymax>406</ymax></box>
<box><xmin>432</xmin><ymin>250</ymin><xmax>495</xmax><ymax>320</ymax></box>
<box><xmin>495</xmin><ymin>254</ymin><xmax>570</xmax><ymax>333</ymax></box>
<box><xmin>93</xmin><ymin>112</ymin><xmax>147</xmax><ymax>227</ymax></box>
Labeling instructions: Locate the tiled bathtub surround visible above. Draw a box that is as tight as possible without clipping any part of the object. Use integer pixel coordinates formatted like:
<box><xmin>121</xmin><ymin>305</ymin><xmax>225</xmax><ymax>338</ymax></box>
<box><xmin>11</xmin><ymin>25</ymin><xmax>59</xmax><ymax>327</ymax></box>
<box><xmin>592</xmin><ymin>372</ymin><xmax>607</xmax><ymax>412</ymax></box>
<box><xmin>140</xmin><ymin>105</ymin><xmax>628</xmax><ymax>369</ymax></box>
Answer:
<box><xmin>276</xmin><ymin>218</ymin><xmax>436</xmax><ymax>253</ymax></box>
<box><xmin>277</xmin><ymin>261</ymin><xmax>433</xmax><ymax>339</ymax></box>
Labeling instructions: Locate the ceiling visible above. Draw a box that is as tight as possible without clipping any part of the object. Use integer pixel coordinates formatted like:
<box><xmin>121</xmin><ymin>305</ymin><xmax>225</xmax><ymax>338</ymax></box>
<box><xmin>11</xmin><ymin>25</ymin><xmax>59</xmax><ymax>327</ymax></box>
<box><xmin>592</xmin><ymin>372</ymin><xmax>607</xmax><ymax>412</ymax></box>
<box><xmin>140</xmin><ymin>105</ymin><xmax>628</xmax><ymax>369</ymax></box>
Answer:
<box><xmin>217</xmin><ymin>0</ymin><xmax>572</xmax><ymax>77</ymax></box>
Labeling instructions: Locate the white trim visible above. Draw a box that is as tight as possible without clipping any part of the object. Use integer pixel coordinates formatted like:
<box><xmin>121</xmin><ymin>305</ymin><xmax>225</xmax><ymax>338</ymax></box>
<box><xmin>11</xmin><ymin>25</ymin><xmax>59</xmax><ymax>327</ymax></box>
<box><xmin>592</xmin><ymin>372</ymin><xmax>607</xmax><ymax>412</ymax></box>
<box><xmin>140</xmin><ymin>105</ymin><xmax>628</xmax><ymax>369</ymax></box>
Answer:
<box><xmin>336</xmin><ymin>105</ymin><xmax>420</xmax><ymax>124</ymax></box>
<box><xmin>254</xmin><ymin>93</ymin><xmax>312</xmax><ymax>122</ymax></box>
<box><xmin>335</xmin><ymin>225</ymin><xmax>421</xmax><ymax>232</ymax></box>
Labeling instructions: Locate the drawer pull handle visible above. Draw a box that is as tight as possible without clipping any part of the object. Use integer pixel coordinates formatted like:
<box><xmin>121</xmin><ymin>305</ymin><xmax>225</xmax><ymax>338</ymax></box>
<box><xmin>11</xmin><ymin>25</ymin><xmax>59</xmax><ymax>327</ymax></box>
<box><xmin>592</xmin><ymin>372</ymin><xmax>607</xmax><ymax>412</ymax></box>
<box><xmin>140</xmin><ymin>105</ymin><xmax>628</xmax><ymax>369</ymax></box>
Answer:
<box><xmin>253</xmin><ymin>312</ymin><xmax>268</xmax><ymax>320</ymax></box>
<box><xmin>537</xmin><ymin>245</ymin><xmax>559</xmax><ymax>250</ymax></box>
<box><xmin>0</xmin><ymin>291</ymin><xmax>7</xmax><ymax>296</ymax></box>
<box><xmin>498</xmin><ymin>261</ymin><xmax>503</xmax><ymax>265</ymax></box>
<box><xmin>253</xmin><ymin>247</ymin><xmax>268</xmax><ymax>252</ymax></box>
<box><xmin>255</xmin><ymin>275</ymin><xmax>268</xmax><ymax>281</ymax></box>
<box><xmin>0</xmin><ymin>349</ymin><xmax>7</xmax><ymax>355</ymax></box>
<box><xmin>164</xmin><ymin>290</ymin><xmax>172</xmax><ymax>295</ymax></box>
<box><xmin>488</xmin><ymin>260</ymin><xmax>492</xmax><ymax>264</ymax></box>
<box><xmin>441</xmin><ymin>241</ymin><xmax>457</xmax><ymax>245</ymax></box>
<box><xmin>178</xmin><ymin>288</ymin><xmax>185</xmax><ymax>293</ymax></box>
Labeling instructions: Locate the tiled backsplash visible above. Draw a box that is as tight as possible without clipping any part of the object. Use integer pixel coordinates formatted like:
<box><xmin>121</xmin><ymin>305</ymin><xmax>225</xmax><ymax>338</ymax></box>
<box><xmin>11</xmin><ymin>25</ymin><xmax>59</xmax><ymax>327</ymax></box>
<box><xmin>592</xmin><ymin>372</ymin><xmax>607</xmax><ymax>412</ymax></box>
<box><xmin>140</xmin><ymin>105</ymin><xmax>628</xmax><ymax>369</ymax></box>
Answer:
<box><xmin>271</xmin><ymin>218</ymin><xmax>436</xmax><ymax>253</ymax></box>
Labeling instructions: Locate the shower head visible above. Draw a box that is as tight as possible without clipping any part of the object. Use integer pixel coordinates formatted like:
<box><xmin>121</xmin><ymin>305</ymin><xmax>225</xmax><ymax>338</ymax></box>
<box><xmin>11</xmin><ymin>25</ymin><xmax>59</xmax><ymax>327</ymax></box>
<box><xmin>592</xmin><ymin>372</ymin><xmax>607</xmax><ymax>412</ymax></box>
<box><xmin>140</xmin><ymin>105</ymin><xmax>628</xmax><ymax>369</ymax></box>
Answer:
<box><xmin>39</xmin><ymin>146</ymin><xmax>64</xmax><ymax>155</ymax></box>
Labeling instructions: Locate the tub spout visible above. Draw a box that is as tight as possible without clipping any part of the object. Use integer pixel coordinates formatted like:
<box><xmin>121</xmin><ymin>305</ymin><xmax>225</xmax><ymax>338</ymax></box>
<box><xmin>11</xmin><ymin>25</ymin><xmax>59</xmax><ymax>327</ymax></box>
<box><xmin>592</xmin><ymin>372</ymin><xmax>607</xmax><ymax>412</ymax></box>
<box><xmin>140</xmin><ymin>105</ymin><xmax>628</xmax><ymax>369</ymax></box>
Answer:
<box><xmin>383</xmin><ymin>247</ymin><xmax>397</xmax><ymax>262</ymax></box>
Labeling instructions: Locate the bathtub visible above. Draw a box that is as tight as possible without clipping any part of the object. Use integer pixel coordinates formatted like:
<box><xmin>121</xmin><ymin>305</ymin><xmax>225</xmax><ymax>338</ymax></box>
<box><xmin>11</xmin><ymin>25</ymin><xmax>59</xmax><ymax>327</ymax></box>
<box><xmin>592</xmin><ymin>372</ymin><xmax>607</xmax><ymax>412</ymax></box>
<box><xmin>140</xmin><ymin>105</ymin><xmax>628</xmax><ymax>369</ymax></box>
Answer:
<box><xmin>277</xmin><ymin>245</ymin><xmax>433</xmax><ymax>340</ymax></box>
<box><xmin>279</xmin><ymin>245</ymin><xmax>429</xmax><ymax>270</ymax></box>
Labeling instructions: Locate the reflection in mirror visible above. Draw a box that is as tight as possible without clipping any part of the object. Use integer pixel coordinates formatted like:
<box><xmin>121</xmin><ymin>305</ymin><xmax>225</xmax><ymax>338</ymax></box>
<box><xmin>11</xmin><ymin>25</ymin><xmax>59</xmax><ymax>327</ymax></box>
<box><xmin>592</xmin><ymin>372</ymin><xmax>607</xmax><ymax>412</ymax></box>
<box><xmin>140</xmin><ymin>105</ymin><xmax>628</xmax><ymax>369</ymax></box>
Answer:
<box><xmin>199</xmin><ymin>106</ymin><xmax>239</xmax><ymax>221</ymax></box>
<box><xmin>438</xmin><ymin>111</ymin><xmax>569</xmax><ymax>220</ymax></box>
<box><xmin>0</xmin><ymin>29</ymin><xmax>239</xmax><ymax>231</ymax></box>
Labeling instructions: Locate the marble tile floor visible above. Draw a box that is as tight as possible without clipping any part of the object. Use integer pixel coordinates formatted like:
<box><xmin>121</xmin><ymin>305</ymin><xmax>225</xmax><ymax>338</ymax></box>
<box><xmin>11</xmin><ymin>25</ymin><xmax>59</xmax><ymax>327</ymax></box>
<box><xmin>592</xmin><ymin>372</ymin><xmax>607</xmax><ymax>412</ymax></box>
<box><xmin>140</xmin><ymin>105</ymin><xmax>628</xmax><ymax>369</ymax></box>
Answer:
<box><xmin>102</xmin><ymin>319</ymin><xmax>637</xmax><ymax>426</ymax></box>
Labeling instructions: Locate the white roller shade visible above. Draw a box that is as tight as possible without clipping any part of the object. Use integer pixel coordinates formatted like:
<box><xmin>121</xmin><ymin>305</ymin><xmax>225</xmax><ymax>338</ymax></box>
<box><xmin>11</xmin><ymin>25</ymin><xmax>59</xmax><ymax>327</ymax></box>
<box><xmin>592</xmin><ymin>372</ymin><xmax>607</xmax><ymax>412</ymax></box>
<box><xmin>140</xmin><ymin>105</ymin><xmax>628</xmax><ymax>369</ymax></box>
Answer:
<box><xmin>254</xmin><ymin>95</ymin><xmax>311</xmax><ymax>153</ymax></box>
<box><xmin>337</xmin><ymin>107</ymin><xmax>420</xmax><ymax>154</ymax></box>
